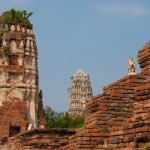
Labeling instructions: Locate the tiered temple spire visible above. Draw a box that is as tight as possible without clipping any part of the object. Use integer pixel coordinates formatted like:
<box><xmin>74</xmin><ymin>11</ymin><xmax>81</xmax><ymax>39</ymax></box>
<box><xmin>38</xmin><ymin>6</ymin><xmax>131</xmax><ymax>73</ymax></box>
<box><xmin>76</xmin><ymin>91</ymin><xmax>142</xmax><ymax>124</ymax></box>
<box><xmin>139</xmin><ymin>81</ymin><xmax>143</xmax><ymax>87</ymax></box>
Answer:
<box><xmin>68</xmin><ymin>69</ymin><xmax>93</xmax><ymax>115</ymax></box>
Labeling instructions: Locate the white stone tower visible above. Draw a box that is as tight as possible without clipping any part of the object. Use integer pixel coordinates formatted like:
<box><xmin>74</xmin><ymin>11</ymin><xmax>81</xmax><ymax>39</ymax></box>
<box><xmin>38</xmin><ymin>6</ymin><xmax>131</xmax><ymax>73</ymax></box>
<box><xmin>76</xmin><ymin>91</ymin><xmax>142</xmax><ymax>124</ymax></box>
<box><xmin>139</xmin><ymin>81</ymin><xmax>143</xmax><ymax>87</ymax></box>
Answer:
<box><xmin>68</xmin><ymin>69</ymin><xmax>93</xmax><ymax>115</ymax></box>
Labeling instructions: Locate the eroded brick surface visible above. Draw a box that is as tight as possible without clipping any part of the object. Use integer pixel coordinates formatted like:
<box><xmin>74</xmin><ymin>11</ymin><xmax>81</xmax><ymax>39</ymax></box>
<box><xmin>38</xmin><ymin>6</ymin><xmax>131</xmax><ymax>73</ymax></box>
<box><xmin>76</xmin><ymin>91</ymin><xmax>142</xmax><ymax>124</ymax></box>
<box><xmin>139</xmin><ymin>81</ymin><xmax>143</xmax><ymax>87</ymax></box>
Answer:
<box><xmin>1</xmin><ymin>14</ymin><xmax>150</xmax><ymax>149</ymax></box>
<box><xmin>0</xmin><ymin>129</ymin><xmax>76</xmax><ymax>150</ymax></box>
<box><xmin>0</xmin><ymin>99</ymin><xmax>28</xmax><ymax>140</ymax></box>
<box><xmin>0</xmin><ymin>13</ymin><xmax>46</xmax><ymax>147</ymax></box>
<box><xmin>61</xmin><ymin>41</ymin><xmax>150</xmax><ymax>150</ymax></box>
<box><xmin>2</xmin><ymin>41</ymin><xmax>150</xmax><ymax>150</ymax></box>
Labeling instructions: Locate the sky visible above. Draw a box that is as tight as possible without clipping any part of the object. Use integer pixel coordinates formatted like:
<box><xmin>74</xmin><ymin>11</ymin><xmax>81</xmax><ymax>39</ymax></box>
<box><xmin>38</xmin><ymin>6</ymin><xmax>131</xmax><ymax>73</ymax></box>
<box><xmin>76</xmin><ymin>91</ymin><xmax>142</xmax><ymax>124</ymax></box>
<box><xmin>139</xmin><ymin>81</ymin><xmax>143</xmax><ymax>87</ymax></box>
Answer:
<box><xmin>0</xmin><ymin>0</ymin><xmax>150</xmax><ymax>112</ymax></box>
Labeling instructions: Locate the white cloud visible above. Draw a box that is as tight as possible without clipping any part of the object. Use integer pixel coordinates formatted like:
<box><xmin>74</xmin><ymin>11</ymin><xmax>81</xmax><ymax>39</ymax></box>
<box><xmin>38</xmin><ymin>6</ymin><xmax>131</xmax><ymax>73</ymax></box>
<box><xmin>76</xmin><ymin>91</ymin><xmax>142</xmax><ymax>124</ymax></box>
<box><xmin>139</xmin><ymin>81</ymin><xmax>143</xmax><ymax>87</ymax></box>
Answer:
<box><xmin>97</xmin><ymin>1</ymin><xmax>149</xmax><ymax>16</ymax></box>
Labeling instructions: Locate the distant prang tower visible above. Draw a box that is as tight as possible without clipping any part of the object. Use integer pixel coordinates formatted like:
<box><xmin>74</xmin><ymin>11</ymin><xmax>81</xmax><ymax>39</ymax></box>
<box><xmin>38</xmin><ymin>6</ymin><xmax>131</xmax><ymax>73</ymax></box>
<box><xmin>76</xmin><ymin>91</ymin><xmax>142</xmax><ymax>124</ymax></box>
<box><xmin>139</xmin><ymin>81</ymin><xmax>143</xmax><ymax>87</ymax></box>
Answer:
<box><xmin>0</xmin><ymin>10</ymin><xmax>45</xmax><ymax>139</ymax></box>
<box><xmin>68</xmin><ymin>69</ymin><xmax>93</xmax><ymax>115</ymax></box>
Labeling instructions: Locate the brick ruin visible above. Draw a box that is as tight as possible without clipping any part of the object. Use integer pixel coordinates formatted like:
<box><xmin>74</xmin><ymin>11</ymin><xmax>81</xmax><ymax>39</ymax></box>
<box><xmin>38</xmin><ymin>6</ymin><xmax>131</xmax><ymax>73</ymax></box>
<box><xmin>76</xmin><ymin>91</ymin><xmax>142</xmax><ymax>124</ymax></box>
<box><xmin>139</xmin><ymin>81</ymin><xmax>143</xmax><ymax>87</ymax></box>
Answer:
<box><xmin>0</xmin><ymin>128</ymin><xmax>76</xmax><ymax>150</ymax></box>
<box><xmin>1</xmin><ymin>10</ymin><xmax>150</xmax><ymax>150</ymax></box>
<box><xmin>60</xmin><ymin>41</ymin><xmax>150</xmax><ymax>150</ymax></box>
<box><xmin>0</xmin><ymin>13</ymin><xmax>45</xmax><ymax>140</ymax></box>
<box><xmin>1</xmin><ymin>41</ymin><xmax>150</xmax><ymax>150</ymax></box>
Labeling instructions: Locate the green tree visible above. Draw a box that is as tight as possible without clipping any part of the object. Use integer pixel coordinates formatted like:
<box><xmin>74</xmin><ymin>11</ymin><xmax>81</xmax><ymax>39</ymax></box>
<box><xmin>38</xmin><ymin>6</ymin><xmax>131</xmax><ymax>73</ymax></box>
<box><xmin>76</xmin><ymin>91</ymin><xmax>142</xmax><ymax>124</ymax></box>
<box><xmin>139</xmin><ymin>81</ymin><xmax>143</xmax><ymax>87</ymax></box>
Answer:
<box><xmin>45</xmin><ymin>106</ymin><xmax>58</xmax><ymax>128</ymax></box>
<box><xmin>2</xmin><ymin>9</ymin><xmax>33</xmax><ymax>29</ymax></box>
<box><xmin>69</xmin><ymin>114</ymin><xmax>84</xmax><ymax>128</ymax></box>
<box><xmin>55</xmin><ymin>112</ymin><xmax>70</xmax><ymax>128</ymax></box>
<box><xmin>45</xmin><ymin>106</ymin><xmax>85</xmax><ymax>128</ymax></box>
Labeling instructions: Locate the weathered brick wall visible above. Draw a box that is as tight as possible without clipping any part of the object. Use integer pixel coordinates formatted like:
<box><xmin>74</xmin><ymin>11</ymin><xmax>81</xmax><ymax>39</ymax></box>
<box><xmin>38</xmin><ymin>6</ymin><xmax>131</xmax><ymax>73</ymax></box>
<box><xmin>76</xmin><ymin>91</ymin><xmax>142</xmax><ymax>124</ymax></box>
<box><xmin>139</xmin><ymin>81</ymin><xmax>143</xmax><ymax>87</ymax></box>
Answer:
<box><xmin>2</xmin><ymin>41</ymin><xmax>150</xmax><ymax>150</ymax></box>
<box><xmin>0</xmin><ymin>129</ymin><xmax>76</xmax><ymax>150</ymax></box>
<box><xmin>61</xmin><ymin>41</ymin><xmax>150</xmax><ymax>150</ymax></box>
<box><xmin>0</xmin><ymin>99</ymin><xmax>28</xmax><ymax>140</ymax></box>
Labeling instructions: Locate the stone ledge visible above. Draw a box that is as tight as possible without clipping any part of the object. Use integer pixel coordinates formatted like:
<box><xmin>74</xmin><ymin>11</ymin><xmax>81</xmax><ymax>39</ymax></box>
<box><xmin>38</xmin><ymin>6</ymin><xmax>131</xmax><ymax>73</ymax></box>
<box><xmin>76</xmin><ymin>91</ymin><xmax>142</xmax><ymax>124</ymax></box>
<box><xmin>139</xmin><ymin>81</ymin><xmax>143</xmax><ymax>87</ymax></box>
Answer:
<box><xmin>0</xmin><ymin>65</ymin><xmax>24</xmax><ymax>73</ymax></box>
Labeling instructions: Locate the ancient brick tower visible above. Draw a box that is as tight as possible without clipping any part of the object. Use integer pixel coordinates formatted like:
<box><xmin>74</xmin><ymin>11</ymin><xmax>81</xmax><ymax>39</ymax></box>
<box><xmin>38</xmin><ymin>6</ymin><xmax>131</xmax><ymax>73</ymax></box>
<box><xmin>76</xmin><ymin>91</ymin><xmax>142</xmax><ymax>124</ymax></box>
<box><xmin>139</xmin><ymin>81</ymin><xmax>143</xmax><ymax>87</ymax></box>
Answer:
<box><xmin>0</xmin><ymin>11</ymin><xmax>45</xmax><ymax>139</ymax></box>
<box><xmin>68</xmin><ymin>69</ymin><xmax>93</xmax><ymax>115</ymax></box>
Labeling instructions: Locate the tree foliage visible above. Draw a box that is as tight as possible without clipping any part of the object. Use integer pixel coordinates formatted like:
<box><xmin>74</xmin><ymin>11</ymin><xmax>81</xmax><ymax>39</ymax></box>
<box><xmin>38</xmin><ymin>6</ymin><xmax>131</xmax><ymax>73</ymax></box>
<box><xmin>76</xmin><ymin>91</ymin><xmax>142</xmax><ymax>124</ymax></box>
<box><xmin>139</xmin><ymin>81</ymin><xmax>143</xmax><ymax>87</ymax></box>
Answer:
<box><xmin>45</xmin><ymin>106</ymin><xmax>85</xmax><ymax>128</ymax></box>
<box><xmin>2</xmin><ymin>9</ymin><xmax>33</xmax><ymax>29</ymax></box>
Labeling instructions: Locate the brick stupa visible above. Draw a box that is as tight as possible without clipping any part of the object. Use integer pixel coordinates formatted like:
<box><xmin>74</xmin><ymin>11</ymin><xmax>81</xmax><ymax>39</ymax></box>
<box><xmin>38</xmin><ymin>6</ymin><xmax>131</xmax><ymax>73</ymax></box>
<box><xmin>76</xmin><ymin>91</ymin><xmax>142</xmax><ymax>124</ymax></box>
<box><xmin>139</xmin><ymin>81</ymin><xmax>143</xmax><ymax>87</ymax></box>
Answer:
<box><xmin>0</xmin><ymin>12</ymin><xmax>45</xmax><ymax>139</ymax></box>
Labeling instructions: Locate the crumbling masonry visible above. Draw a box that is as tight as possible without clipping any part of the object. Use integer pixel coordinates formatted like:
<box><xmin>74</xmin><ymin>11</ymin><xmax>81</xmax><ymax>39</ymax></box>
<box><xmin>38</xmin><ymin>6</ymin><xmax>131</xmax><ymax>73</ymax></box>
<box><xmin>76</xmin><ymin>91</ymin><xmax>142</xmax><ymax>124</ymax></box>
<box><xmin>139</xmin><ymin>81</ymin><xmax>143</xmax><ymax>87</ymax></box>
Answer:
<box><xmin>1</xmin><ymin>41</ymin><xmax>150</xmax><ymax>150</ymax></box>
<box><xmin>61</xmin><ymin>41</ymin><xmax>150</xmax><ymax>149</ymax></box>
<box><xmin>0</xmin><ymin>15</ymin><xmax>45</xmax><ymax>140</ymax></box>
<box><xmin>1</xmin><ymin>11</ymin><xmax>150</xmax><ymax>150</ymax></box>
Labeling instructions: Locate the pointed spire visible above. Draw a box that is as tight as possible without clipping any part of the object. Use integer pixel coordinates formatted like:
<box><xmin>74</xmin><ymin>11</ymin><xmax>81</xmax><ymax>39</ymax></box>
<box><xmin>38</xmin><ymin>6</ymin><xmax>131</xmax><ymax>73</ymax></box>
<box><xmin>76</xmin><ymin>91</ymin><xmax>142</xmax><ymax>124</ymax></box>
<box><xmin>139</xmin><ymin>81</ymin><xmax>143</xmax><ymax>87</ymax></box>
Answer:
<box><xmin>74</xmin><ymin>69</ymin><xmax>87</xmax><ymax>77</ymax></box>
<box><xmin>68</xmin><ymin>68</ymin><xmax>93</xmax><ymax>115</ymax></box>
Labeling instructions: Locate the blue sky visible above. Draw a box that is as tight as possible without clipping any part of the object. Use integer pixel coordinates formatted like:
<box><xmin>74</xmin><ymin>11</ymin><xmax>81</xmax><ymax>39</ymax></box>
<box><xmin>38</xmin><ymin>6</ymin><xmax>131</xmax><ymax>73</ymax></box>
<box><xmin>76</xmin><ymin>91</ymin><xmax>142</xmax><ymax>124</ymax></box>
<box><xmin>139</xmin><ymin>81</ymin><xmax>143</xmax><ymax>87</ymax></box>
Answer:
<box><xmin>1</xmin><ymin>0</ymin><xmax>150</xmax><ymax>111</ymax></box>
